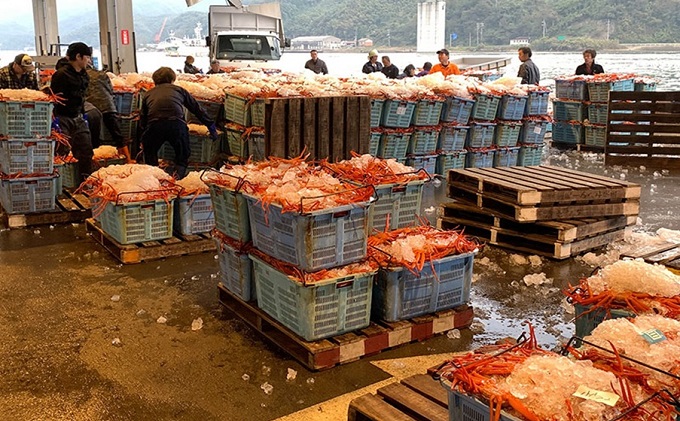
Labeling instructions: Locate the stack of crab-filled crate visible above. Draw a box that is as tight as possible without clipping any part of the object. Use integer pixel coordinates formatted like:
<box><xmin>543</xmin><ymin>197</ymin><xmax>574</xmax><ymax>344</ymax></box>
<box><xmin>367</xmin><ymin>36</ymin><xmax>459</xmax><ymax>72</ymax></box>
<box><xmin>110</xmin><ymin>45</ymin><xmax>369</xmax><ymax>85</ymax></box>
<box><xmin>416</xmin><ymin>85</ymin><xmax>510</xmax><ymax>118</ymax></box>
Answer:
<box><xmin>405</xmin><ymin>97</ymin><xmax>443</xmax><ymax>175</ymax></box>
<box><xmin>0</xmin><ymin>91</ymin><xmax>57</xmax><ymax>214</ymax></box>
<box><xmin>583</xmin><ymin>75</ymin><xmax>635</xmax><ymax>151</ymax></box>
<box><xmin>517</xmin><ymin>86</ymin><xmax>551</xmax><ymax>165</ymax></box>
<box><xmin>465</xmin><ymin>90</ymin><xmax>499</xmax><ymax>168</ymax></box>
<box><xmin>552</xmin><ymin>76</ymin><xmax>589</xmax><ymax>147</ymax></box>
<box><xmin>493</xmin><ymin>89</ymin><xmax>526</xmax><ymax>167</ymax></box>
<box><xmin>372</xmin><ymin>94</ymin><xmax>417</xmax><ymax>164</ymax></box>
<box><xmin>435</xmin><ymin>94</ymin><xmax>474</xmax><ymax>176</ymax></box>
<box><xmin>223</xmin><ymin>91</ymin><xmax>266</xmax><ymax>162</ymax></box>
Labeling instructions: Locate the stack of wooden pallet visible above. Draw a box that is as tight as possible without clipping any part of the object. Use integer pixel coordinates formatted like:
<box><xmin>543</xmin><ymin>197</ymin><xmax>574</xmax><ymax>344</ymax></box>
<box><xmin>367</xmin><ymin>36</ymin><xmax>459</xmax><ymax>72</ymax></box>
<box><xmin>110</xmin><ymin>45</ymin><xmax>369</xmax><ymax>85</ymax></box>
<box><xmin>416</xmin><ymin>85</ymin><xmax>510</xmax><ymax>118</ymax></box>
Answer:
<box><xmin>438</xmin><ymin>165</ymin><xmax>641</xmax><ymax>259</ymax></box>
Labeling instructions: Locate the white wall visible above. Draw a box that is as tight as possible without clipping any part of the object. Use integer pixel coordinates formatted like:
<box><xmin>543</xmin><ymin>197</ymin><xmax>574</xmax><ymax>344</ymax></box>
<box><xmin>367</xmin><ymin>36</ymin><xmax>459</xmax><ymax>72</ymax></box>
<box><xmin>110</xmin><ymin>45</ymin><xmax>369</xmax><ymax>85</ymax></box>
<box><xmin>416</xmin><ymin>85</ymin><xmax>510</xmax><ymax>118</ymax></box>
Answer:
<box><xmin>416</xmin><ymin>0</ymin><xmax>445</xmax><ymax>53</ymax></box>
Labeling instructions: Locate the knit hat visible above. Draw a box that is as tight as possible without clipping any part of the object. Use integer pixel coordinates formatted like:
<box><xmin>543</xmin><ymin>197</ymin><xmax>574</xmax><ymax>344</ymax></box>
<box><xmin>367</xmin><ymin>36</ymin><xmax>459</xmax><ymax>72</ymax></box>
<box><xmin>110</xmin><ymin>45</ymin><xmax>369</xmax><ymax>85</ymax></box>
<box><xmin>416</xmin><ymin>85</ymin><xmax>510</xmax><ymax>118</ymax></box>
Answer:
<box><xmin>14</xmin><ymin>54</ymin><xmax>35</xmax><ymax>72</ymax></box>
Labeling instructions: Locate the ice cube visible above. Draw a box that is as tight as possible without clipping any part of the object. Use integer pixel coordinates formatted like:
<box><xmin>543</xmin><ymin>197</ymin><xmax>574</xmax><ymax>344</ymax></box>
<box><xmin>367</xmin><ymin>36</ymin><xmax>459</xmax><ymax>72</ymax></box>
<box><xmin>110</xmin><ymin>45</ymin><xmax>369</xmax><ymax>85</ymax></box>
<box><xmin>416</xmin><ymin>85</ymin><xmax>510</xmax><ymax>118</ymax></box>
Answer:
<box><xmin>260</xmin><ymin>382</ymin><xmax>273</xmax><ymax>395</ymax></box>
<box><xmin>191</xmin><ymin>318</ymin><xmax>203</xmax><ymax>331</ymax></box>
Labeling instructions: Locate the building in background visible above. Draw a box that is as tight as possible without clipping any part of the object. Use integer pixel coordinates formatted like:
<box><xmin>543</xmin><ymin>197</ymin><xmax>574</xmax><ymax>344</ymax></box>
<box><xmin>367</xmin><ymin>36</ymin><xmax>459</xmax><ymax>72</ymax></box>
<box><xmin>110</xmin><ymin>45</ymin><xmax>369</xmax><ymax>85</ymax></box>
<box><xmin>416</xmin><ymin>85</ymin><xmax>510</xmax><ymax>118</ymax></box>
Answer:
<box><xmin>290</xmin><ymin>36</ymin><xmax>342</xmax><ymax>51</ymax></box>
<box><xmin>510</xmin><ymin>37</ymin><xmax>531</xmax><ymax>46</ymax></box>
<box><xmin>417</xmin><ymin>0</ymin><xmax>446</xmax><ymax>52</ymax></box>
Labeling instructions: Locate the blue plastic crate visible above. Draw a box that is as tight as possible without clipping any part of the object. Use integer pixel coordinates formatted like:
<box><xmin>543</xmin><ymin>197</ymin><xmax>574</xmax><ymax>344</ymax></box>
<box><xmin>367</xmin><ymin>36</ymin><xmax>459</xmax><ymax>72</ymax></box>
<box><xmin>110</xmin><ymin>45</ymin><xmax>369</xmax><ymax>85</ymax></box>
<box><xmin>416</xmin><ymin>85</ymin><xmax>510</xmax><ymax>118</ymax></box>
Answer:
<box><xmin>438</xmin><ymin>125</ymin><xmax>469</xmax><ymax>151</ymax></box>
<box><xmin>186</xmin><ymin>100</ymin><xmax>224</xmax><ymax>125</ymax></box>
<box><xmin>493</xmin><ymin>147</ymin><xmax>520</xmax><ymax>167</ymax></box>
<box><xmin>102</xmin><ymin>116</ymin><xmax>137</xmax><ymax>142</ymax></box>
<box><xmin>441</xmin><ymin>96</ymin><xmax>475</xmax><ymax>124</ymax></box>
<box><xmin>574</xmin><ymin>304</ymin><xmax>635</xmax><ymax>339</ymax></box>
<box><xmin>553</xmin><ymin>100</ymin><xmax>585</xmax><ymax>122</ymax></box>
<box><xmin>471</xmin><ymin>94</ymin><xmax>500</xmax><ymax>121</ymax></box>
<box><xmin>207</xmin><ymin>182</ymin><xmax>251</xmax><ymax>242</ymax></box>
<box><xmin>524</xmin><ymin>91</ymin><xmax>550</xmax><ymax>116</ymax></box>
<box><xmin>252</xmin><ymin>254</ymin><xmax>375</xmax><ymax>341</ymax></box>
<box><xmin>555</xmin><ymin>79</ymin><xmax>588</xmax><ymax>100</ymax></box>
<box><xmin>409</xmin><ymin>128</ymin><xmax>440</xmax><ymax>155</ymax></box>
<box><xmin>0</xmin><ymin>101</ymin><xmax>53</xmax><ymax>138</ymax></box>
<box><xmin>98</xmin><ymin>198</ymin><xmax>174</xmax><ymax>244</ymax></box>
<box><xmin>406</xmin><ymin>154</ymin><xmax>437</xmax><ymax>176</ymax></box>
<box><xmin>246</xmin><ymin>196</ymin><xmax>371</xmax><ymax>271</ymax></box>
<box><xmin>174</xmin><ymin>193</ymin><xmax>215</xmax><ymax>235</ymax></box>
<box><xmin>497</xmin><ymin>95</ymin><xmax>527</xmax><ymax>120</ymax></box>
<box><xmin>215</xmin><ymin>237</ymin><xmax>253</xmax><ymax>302</ymax></box>
<box><xmin>635</xmin><ymin>81</ymin><xmax>657</xmax><ymax>92</ymax></box>
<box><xmin>56</xmin><ymin>161</ymin><xmax>80</xmax><ymax>188</ymax></box>
<box><xmin>159</xmin><ymin>133</ymin><xmax>219</xmax><ymax>164</ymax></box>
<box><xmin>584</xmin><ymin>124</ymin><xmax>607</xmax><ymax>148</ymax></box>
<box><xmin>370</xmin><ymin>99</ymin><xmax>385</xmax><ymax>128</ymax></box>
<box><xmin>0</xmin><ymin>138</ymin><xmax>55</xmax><ymax>175</ymax></box>
<box><xmin>0</xmin><ymin>174</ymin><xmax>57</xmax><ymax>214</ymax></box>
<box><xmin>493</xmin><ymin>122</ymin><xmax>522</xmax><ymax>147</ymax></box>
<box><xmin>380</xmin><ymin>131</ymin><xmax>411</xmax><ymax>159</ymax></box>
<box><xmin>381</xmin><ymin>100</ymin><xmax>416</xmax><ymax>128</ymax></box>
<box><xmin>372</xmin><ymin>252</ymin><xmax>475</xmax><ymax>321</ymax></box>
<box><xmin>412</xmin><ymin>99</ymin><xmax>444</xmax><ymax>126</ymax></box>
<box><xmin>587</xmin><ymin>103</ymin><xmax>609</xmax><ymax>125</ymax></box>
<box><xmin>112</xmin><ymin>92</ymin><xmax>137</xmax><ymax>114</ymax></box>
<box><xmin>436</xmin><ymin>151</ymin><xmax>467</xmax><ymax>176</ymax></box>
<box><xmin>466</xmin><ymin>122</ymin><xmax>496</xmax><ymax>148</ymax></box>
<box><xmin>369</xmin><ymin>131</ymin><xmax>381</xmax><ymax>156</ymax></box>
<box><xmin>517</xmin><ymin>143</ymin><xmax>544</xmax><ymax>166</ymax></box>
<box><xmin>520</xmin><ymin>120</ymin><xmax>548</xmax><ymax>144</ymax></box>
<box><xmin>466</xmin><ymin>149</ymin><xmax>495</xmax><ymax>168</ymax></box>
<box><xmin>552</xmin><ymin>122</ymin><xmax>584</xmax><ymax>144</ymax></box>
<box><xmin>444</xmin><ymin>385</ymin><xmax>522</xmax><ymax>421</ymax></box>
<box><xmin>588</xmin><ymin>78</ymin><xmax>634</xmax><ymax>103</ymax></box>
<box><xmin>369</xmin><ymin>180</ymin><xmax>426</xmax><ymax>232</ymax></box>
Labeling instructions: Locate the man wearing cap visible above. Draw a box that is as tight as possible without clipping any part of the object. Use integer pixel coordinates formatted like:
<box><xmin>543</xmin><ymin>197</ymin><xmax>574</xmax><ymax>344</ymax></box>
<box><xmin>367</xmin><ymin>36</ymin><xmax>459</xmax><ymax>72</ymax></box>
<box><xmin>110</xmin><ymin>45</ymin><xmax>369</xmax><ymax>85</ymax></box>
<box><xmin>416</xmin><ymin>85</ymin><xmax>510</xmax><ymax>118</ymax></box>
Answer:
<box><xmin>0</xmin><ymin>54</ymin><xmax>39</xmax><ymax>90</ymax></box>
<box><xmin>206</xmin><ymin>59</ymin><xmax>225</xmax><ymax>74</ymax></box>
<box><xmin>362</xmin><ymin>49</ymin><xmax>383</xmax><ymax>74</ymax></box>
<box><xmin>50</xmin><ymin>42</ymin><xmax>95</xmax><ymax>178</ymax></box>
<box><xmin>304</xmin><ymin>50</ymin><xmax>328</xmax><ymax>75</ymax></box>
<box><xmin>429</xmin><ymin>49</ymin><xmax>460</xmax><ymax>77</ymax></box>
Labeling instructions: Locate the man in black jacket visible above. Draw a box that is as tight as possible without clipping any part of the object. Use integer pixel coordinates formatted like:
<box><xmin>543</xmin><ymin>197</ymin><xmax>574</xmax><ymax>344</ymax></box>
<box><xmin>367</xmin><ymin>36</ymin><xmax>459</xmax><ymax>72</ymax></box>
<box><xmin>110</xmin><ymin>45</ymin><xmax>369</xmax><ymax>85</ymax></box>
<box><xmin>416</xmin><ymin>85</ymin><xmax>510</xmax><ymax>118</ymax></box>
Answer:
<box><xmin>362</xmin><ymin>49</ymin><xmax>383</xmax><ymax>74</ymax></box>
<box><xmin>575</xmin><ymin>49</ymin><xmax>605</xmax><ymax>75</ymax></box>
<box><xmin>304</xmin><ymin>50</ymin><xmax>328</xmax><ymax>75</ymax></box>
<box><xmin>51</xmin><ymin>42</ymin><xmax>94</xmax><ymax>178</ymax></box>
<box><xmin>517</xmin><ymin>47</ymin><xmax>540</xmax><ymax>85</ymax></box>
<box><xmin>381</xmin><ymin>56</ymin><xmax>399</xmax><ymax>79</ymax></box>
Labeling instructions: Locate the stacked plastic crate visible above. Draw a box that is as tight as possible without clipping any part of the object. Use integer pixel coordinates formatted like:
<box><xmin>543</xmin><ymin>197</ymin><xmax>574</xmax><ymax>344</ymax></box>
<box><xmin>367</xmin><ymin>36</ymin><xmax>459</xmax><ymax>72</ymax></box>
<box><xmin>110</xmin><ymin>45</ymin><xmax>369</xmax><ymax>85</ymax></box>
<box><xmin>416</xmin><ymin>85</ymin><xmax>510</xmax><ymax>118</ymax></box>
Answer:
<box><xmin>518</xmin><ymin>86</ymin><xmax>551</xmax><ymax>166</ymax></box>
<box><xmin>436</xmin><ymin>95</ymin><xmax>474</xmax><ymax>176</ymax></box>
<box><xmin>493</xmin><ymin>92</ymin><xmax>527</xmax><ymax>167</ymax></box>
<box><xmin>223</xmin><ymin>92</ymin><xmax>266</xmax><ymax>162</ymax></box>
<box><xmin>465</xmin><ymin>91</ymin><xmax>500</xmax><ymax>168</ymax></box>
<box><xmin>552</xmin><ymin>76</ymin><xmax>588</xmax><ymax>146</ymax></box>
<box><xmin>172</xmin><ymin>172</ymin><xmax>216</xmax><ymax>236</ymax></box>
<box><xmin>376</xmin><ymin>97</ymin><xmax>416</xmax><ymax>163</ymax></box>
<box><xmin>584</xmin><ymin>74</ymin><xmax>635</xmax><ymax>150</ymax></box>
<box><xmin>406</xmin><ymin>98</ymin><xmax>443</xmax><ymax>174</ymax></box>
<box><xmin>102</xmin><ymin>90</ymin><xmax>138</xmax><ymax>146</ymax></box>
<box><xmin>0</xmin><ymin>93</ymin><xmax>57</xmax><ymax>214</ymax></box>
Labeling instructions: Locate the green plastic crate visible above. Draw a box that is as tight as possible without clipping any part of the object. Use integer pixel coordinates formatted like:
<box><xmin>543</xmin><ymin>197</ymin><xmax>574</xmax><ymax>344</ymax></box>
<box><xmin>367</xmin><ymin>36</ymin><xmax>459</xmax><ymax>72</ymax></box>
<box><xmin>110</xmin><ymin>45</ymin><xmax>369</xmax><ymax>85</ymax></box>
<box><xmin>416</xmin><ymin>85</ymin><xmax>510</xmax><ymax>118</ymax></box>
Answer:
<box><xmin>101</xmin><ymin>117</ymin><xmax>137</xmax><ymax>142</ymax></box>
<box><xmin>584</xmin><ymin>124</ymin><xmax>607</xmax><ymax>148</ymax></box>
<box><xmin>555</xmin><ymin>79</ymin><xmax>588</xmax><ymax>100</ymax></box>
<box><xmin>471</xmin><ymin>94</ymin><xmax>500</xmax><ymax>121</ymax></box>
<box><xmin>0</xmin><ymin>138</ymin><xmax>55</xmax><ymax>175</ymax></box>
<box><xmin>225</xmin><ymin>128</ymin><xmax>248</xmax><ymax>159</ymax></box>
<box><xmin>55</xmin><ymin>161</ymin><xmax>80</xmax><ymax>189</ymax></box>
<box><xmin>247</xmin><ymin>132</ymin><xmax>266</xmax><ymax>161</ymax></box>
<box><xmin>251</xmin><ymin>254</ymin><xmax>374</xmax><ymax>341</ymax></box>
<box><xmin>493</xmin><ymin>122</ymin><xmax>522</xmax><ymax>147</ymax></box>
<box><xmin>466</xmin><ymin>149</ymin><xmax>495</xmax><ymax>168</ymax></box>
<box><xmin>369</xmin><ymin>180</ymin><xmax>425</xmax><ymax>232</ymax></box>
<box><xmin>98</xmin><ymin>198</ymin><xmax>174</xmax><ymax>244</ymax></box>
<box><xmin>0</xmin><ymin>175</ymin><xmax>57</xmax><ymax>214</ymax></box>
<box><xmin>186</xmin><ymin>100</ymin><xmax>224</xmax><ymax>124</ymax></box>
<box><xmin>0</xmin><ymin>101</ymin><xmax>53</xmax><ymax>138</ymax></box>
<box><xmin>588</xmin><ymin>79</ymin><xmax>634</xmax><ymax>103</ymax></box>
<box><xmin>369</xmin><ymin>131</ymin><xmax>381</xmax><ymax>156</ymax></box>
<box><xmin>173</xmin><ymin>193</ymin><xmax>215</xmax><ymax>235</ymax></box>
<box><xmin>436</xmin><ymin>151</ymin><xmax>467</xmax><ymax>176</ymax></box>
<box><xmin>409</xmin><ymin>128</ymin><xmax>440</xmax><ymax>155</ymax></box>
<box><xmin>370</xmin><ymin>99</ymin><xmax>385</xmax><ymax>128</ymax></box>
<box><xmin>466</xmin><ymin>122</ymin><xmax>496</xmax><ymax>148</ymax></box>
<box><xmin>372</xmin><ymin>252</ymin><xmax>475</xmax><ymax>322</ymax></box>
<box><xmin>441</xmin><ymin>96</ymin><xmax>474</xmax><ymax>124</ymax></box>
<box><xmin>215</xmin><ymin>237</ymin><xmax>253</xmax><ymax>302</ymax></box>
<box><xmin>412</xmin><ymin>99</ymin><xmax>444</xmax><ymax>126</ymax></box>
<box><xmin>587</xmin><ymin>103</ymin><xmax>609</xmax><ymax>125</ymax></box>
<box><xmin>443</xmin><ymin>384</ymin><xmax>522</xmax><ymax>421</ymax></box>
<box><xmin>520</xmin><ymin>120</ymin><xmax>548</xmax><ymax>144</ymax></box>
<box><xmin>517</xmin><ymin>143</ymin><xmax>544</xmax><ymax>166</ymax></box>
<box><xmin>574</xmin><ymin>304</ymin><xmax>635</xmax><ymax>339</ymax></box>
<box><xmin>246</xmin><ymin>196</ymin><xmax>371</xmax><ymax>271</ymax></box>
<box><xmin>438</xmin><ymin>125</ymin><xmax>469</xmax><ymax>151</ymax></box>
<box><xmin>381</xmin><ymin>100</ymin><xmax>416</xmax><ymax>128</ymax></box>
<box><xmin>224</xmin><ymin>94</ymin><xmax>264</xmax><ymax>127</ymax></box>
<box><xmin>552</xmin><ymin>122</ymin><xmax>584</xmax><ymax>144</ymax></box>
<box><xmin>493</xmin><ymin>147</ymin><xmax>520</xmax><ymax>167</ymax></box>
<box><xmin>406</xmin><ymin>155</ymin><xmax>437</xmax><ymax>176</ymax></box>
<box><xmin>380</xmin><ymin>131</ymin><xmax>411</xmax><ymax>159</ymax></box>
<box><xmin>524</xmin><ymin>91</ymin><xmax>549</xmax><ymax>116</ymax></box>
<box><xmin>208</xmin><ymin>183</ymin><xmax>251</xmax><ymax>242</ymax></box>
<box><xmin>112</xmin><ymin>92</ymin><xmax>137</xmax><ymax>114</ymax></box>
<box><xmin>634</xmin><ymin>82</ymin><xmax>657</xmax><ymax>92</ymax></box>
<box><xmin>158</xmin><ymin>133</ymin><xmax>219</xmax><ymax>164</ymax></box>
<box><xmin>553</xmin><ymin>100</ymin><xmax>585</xmax><ymax>121</ymax></box>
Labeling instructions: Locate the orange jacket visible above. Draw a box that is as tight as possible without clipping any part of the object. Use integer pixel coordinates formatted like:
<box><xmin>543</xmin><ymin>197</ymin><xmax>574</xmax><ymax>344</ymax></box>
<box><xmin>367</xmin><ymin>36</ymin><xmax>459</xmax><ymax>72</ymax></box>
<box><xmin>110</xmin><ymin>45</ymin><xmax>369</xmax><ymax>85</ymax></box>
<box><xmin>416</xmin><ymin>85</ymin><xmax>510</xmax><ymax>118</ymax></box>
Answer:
<box><xmin>429</xmin><ymin>62</ymin><xmax>461</xmax><ymax>77</ymax></box>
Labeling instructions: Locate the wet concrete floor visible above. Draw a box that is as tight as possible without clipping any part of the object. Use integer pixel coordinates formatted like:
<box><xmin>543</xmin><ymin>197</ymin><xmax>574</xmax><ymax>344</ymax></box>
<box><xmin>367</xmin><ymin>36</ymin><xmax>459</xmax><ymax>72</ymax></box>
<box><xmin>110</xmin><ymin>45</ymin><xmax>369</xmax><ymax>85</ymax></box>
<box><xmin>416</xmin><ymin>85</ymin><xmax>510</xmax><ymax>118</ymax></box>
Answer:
<box><xmin>0</xmin><ymin>147</ymin><xmax>678</xmax><ymax>420</ymax></box>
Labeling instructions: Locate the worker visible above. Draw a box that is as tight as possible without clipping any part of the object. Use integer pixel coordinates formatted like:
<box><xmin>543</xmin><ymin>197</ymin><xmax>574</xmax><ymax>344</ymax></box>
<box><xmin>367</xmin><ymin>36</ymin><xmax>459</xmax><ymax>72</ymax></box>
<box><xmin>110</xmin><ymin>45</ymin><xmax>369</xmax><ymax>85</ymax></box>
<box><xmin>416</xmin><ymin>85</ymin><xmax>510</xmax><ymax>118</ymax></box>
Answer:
<box><xmin>206</xmin><ymin>59</ymin><xmax>225</xmax><ymax>74</ymax></box>
<box><xmin>362</xmin><ymin>49</ymin><xmax>383</xmax><ymax>74</ymax></box>
<box><xmin>381</xmin><ymin>56</ymin><xmax>399</xmax><ymax>79</ymax></box>
<box><xmin>85</xmin><ymin>66</ymin><xmax>133</xmax><ymax>163</ymax></box>
<box><xmin>429</xmin><ymin>49</ymin><xmax>460</xmax><ymax>77</ymax></box>
<box><xmin>517</xmin><ymin>47</ymin><xmax>540</xmax><ymax>85</ymax></box>
<box><xmin>0</xmin><ymin>53</ymin><xmax>38</xmax><ymax>90</ymax></box>
<box><xmin>50</xmin><ymin>42</ymin><xmax>95</xmax><ymax>179</ymax></box>
<box><xmin>183</xmin><ymin>56</ymin><xmax>202</xmax><ymax>74</ymax></box>
<box><xmin>416</xmin><ymin>62</ymin><xmax>432</xmax><ymax>77</ymax></box>
<box><xmin>304</xmin><ymin>50</ymin><xmax>328</xmax><ymax>75</ymax></box>
<box><xmin>139</xmin><ymin>67</ymin><xmax>217</xmax><ymax>179</ymax></box>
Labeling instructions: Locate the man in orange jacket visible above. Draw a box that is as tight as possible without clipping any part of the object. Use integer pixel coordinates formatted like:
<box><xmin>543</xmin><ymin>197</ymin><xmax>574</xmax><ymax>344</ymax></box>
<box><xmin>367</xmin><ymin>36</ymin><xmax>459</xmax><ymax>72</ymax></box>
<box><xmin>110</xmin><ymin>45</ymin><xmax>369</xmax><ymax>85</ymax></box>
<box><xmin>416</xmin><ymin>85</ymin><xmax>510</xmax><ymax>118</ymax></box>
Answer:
<box><xmin>429</xmin><ymin>49</ymin><xmax>461</xmax><ymax>77</ymax></box>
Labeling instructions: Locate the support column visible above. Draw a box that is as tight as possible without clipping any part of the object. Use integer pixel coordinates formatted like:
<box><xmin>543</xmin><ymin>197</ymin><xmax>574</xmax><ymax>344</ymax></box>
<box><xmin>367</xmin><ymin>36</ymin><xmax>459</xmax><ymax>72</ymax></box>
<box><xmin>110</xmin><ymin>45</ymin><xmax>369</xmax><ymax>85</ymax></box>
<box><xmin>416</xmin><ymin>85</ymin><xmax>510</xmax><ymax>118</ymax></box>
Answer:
<box><xmin>97</xmin><ymin>0</ymin><xmax>137</xmax><ymax>74</ymax></box>
<box><xmin>32</xmin><ymin>0</ymin><xmax>60</xmax><ymax>56</ymax></box>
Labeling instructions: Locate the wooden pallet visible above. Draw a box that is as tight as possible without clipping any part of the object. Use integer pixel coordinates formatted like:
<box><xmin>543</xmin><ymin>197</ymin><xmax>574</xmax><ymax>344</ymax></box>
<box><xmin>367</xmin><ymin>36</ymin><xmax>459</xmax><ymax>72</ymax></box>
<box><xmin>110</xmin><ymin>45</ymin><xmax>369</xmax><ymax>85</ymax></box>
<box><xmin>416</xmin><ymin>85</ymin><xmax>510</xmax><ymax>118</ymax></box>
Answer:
<box><xmin>217</xmin><ymin>284</ymin><xmax>474</xmax><ymax>371</ymax></box>
<box><xmin>1</xmin><ymin>189</ymin><xmax>92</xmax><ymax>229</ymax></box>
<box><xmin>85</xmin><ymin>218</ymin><xmax>216</xmax><ymax>264</ymax></box>
<box><xmin>440</xmin><ymin>201</ymin><xmax>636</xmax><ymax>242</ymax></box>
<box><xmin>621</xmin><ymin>242</ymin><xmax>680</xmax><ymax>272</ymax></box>
<box><xmin>447</xmin><ymin>189</ymin><xmax>639</xmax><ymax>222</ymax></box>
<box><xmin>347</xmin><ymin>374</ymin><xmax>449</xmax><ymax>421</ymax></box>
<box><xmin>447</xmin><ymin>165</ymin><xmax>641</xmax><ymax>206</ymax></box>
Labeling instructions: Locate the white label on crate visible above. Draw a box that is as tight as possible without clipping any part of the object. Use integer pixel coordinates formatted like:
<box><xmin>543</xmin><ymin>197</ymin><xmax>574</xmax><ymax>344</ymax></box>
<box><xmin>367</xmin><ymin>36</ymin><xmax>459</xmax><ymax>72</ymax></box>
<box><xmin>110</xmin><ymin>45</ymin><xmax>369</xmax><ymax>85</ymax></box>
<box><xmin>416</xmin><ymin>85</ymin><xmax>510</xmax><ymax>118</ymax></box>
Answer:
<box><xmin>396</xmin><ymin>105</ymin><xmax>407</xmax><ymax>115</ymax></box>
<box><xmin>573</xmin><ymin>385</ymin><xmax>619</xmax><ymax>407</ymax></box>
<box><xmin>533</xmin><ymin>126</ymin><xmax>543</xmax><ymax>134</ymax></box>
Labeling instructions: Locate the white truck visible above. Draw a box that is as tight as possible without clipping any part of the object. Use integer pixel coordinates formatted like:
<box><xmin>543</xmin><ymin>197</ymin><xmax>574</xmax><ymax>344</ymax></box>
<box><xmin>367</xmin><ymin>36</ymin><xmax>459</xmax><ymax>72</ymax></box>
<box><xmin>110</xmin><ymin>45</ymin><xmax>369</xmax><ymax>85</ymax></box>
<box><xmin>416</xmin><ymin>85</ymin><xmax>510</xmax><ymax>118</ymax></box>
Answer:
<box><xmin>207</xmin><ymin>0</ymin><xmax>287</xmax><ymax>67</ymax></box>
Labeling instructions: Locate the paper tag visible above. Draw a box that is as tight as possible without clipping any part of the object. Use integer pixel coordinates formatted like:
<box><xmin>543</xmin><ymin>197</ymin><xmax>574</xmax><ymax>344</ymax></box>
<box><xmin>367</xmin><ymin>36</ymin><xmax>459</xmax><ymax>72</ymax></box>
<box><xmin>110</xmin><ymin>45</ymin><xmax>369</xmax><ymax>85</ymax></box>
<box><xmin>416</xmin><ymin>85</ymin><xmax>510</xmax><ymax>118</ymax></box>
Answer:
<box><xmin>641</xmin><ymin>328</ymin><xmax>667</xmax><ymax>344</ymax></box>
<box><xmin>573</xmin><ymin>385</ymin><xmax>620</xmax><ymax>407</ymax></box>
<box><xmin>396</xmin><ymin>105</ymin><xmax>407</xmax><ymax>115</ymax></box>
<box><xmin>533</xmin><ymin>126</ymin><xmax>543</xmax><ymax>134</ymax></box>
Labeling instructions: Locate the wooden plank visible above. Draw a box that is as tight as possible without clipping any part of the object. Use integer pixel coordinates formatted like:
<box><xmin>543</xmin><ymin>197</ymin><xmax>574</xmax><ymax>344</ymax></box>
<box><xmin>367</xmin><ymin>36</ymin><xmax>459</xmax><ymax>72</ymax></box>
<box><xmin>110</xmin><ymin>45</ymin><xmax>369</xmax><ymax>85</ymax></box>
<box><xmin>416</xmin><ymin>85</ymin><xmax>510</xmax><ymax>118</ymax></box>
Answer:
<box><xmin>401</xmin><ymin>375</ymin><xmax>449</xmax><ymax>408</ymax></box>
<box><xmin>621</xmin><ymin>243</ymin><xmax>679</xmax><ymax>259</ymax></box>
<box><xmin>331</xmin><ymin>97</ymin><xmax>346</xmax><ymax>161</ymax></box>
<box><xmin>646</xmin><ymin>247</ymin><xmax>680</xmax><ymax>264</ymax></box>
<box><xmin>345</xmin><ymin>96</ymin><xmax>360</xmax><ymax>156</ymax></box>
<box><xmin>302</xmin><ymin>97</ymin><xmax>317</xmax><ymax>160</ymax></box>
<box><xmin>348</xmin><ymin>393</ymin><xmax>416</xmax><ymax>421</ymax></box>
<box><xmin>605</xmin><ymin>155</ymin><xmax>680</xmax><ymax>169</ymax></box>
<box><xmin>357</xmin><ymin>96</ymin><xmax>372</xmax><ymax>154</ymax></box>
<box><xmin>610</xmin><ymin>91</ymin><xmax>680</xmax><ymax>102</ymax></box>
<box><xmin>287</xmin><ymin>98</ymin><xmax>303</xmax><ymax>159</ymax></box>
<box><xmin>316</xmin><ymin>97</ymin><xmax>331</xmax><ymax>160</ymax></box>
<box><xmin>377</xmin><ymin>383</ymin><xmax>448</xmax><ymax>421</ymax></box>
<box><xmin>268</xmin><ymin>99</ymin><xmax>287</xmax><ymax>158</ymax></box>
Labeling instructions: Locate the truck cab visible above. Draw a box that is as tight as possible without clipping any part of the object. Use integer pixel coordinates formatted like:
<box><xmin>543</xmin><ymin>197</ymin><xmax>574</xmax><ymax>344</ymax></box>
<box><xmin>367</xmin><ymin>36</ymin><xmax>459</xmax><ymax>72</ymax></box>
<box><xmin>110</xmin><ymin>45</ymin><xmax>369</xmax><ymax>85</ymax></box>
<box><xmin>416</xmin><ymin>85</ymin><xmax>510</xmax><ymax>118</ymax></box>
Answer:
<box><xmin>213</xmin><ymin>30</ymin><xmax>282</xmax><ymax>62</ymax></box>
